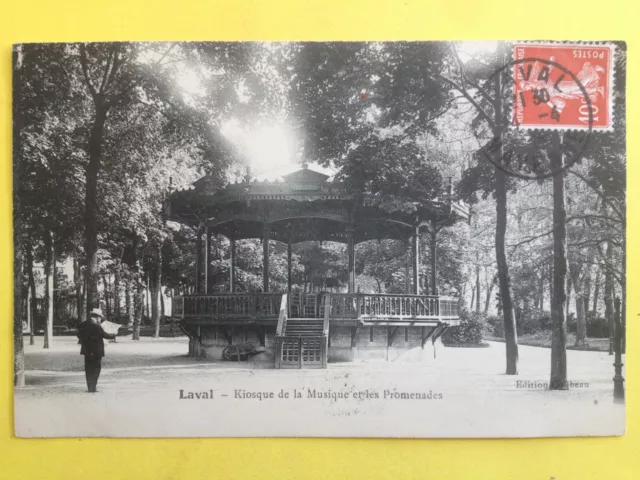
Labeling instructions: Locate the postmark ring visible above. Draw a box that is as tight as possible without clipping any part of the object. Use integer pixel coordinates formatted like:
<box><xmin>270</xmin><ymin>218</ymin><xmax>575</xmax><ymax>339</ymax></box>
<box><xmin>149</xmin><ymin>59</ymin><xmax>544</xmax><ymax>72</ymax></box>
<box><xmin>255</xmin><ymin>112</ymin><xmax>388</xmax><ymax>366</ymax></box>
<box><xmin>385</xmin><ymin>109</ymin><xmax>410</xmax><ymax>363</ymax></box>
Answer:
<box><xmin>479</xmin><ymin>56</ymin><xmax>594</xmax><ymax>180</ymax></box>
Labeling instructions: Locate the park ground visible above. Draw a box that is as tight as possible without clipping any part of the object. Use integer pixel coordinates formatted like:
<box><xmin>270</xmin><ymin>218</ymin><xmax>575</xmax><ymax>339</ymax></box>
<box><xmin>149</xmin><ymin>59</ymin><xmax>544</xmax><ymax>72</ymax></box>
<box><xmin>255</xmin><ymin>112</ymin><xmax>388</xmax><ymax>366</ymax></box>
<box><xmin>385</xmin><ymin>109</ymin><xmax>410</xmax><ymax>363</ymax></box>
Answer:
<box><xmin>15</xmin><ymin>335</ymin><xmax>625</xmax><ymax>438</ymax></box>
<box><xmin>486</xmin><ymin>333</ymin><xmax>611</xmax><ymax>351</ymax></box>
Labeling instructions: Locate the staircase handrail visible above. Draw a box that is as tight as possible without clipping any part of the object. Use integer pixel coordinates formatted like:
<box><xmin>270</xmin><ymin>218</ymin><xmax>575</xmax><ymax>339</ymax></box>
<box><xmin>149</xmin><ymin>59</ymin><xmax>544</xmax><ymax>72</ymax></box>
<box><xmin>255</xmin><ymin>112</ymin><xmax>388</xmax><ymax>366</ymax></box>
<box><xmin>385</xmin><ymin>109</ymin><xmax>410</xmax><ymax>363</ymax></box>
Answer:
<box><xmin>276</xmin><ymin>293</ymin><xmax>288</xmax><ymax>337</ymax></box>
<box><xmin>322</xmin><ymin>294</ymin><xmax>330</xmax><ymax>336</ymax></box>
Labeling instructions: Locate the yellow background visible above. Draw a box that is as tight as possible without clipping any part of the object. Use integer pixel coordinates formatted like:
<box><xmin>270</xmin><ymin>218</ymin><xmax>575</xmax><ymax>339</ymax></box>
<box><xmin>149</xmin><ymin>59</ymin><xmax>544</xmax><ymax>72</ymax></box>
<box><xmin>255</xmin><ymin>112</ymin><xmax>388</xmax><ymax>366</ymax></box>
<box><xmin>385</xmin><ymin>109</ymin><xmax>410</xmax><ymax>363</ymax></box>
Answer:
<box><xmin>0</xmin><ymin>1</ymin><xmax>637</xmax><ymax>478</ymax></box>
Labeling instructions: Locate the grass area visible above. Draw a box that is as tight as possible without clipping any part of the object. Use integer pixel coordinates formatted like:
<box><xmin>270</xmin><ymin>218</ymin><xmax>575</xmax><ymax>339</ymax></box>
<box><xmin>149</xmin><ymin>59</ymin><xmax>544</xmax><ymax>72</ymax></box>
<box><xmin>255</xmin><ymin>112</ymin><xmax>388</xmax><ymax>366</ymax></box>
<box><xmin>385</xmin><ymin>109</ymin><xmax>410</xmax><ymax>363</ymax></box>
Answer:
<box><xmin>486</xmin><ymin>331</ymin><xmax>611</xmax><ymax>352</ymax></box>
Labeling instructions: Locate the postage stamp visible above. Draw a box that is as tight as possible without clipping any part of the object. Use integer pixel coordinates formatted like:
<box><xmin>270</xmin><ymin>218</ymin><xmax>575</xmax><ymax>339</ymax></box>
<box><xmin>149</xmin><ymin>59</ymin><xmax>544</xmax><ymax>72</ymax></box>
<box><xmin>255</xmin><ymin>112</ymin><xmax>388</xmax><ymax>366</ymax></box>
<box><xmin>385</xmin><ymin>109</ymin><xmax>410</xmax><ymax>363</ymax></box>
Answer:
<box><xmin>512</xmin><ymin>43</ymin><xmax>615</xmax><ymax>130</ymax></box>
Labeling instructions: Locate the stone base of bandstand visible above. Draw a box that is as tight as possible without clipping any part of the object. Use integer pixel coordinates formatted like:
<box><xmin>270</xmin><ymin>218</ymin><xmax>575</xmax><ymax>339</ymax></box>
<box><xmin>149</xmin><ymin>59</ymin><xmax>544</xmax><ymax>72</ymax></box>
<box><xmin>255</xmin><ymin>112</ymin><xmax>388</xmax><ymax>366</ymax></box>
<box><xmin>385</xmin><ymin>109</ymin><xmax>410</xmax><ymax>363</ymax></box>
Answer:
<box><xmin>187</xmin><ymin>325</ymin><xmax>442</xmax><ymax>366</ymax></box>
<box><xmin>188</xmin><ymin>326</ymin><xmax>277</xmax><ymax>366</ymax></box>
<box><xmin>327</xmin><ymin>326</ymin><xmax>442</xmax><ymax>363</ymax></box>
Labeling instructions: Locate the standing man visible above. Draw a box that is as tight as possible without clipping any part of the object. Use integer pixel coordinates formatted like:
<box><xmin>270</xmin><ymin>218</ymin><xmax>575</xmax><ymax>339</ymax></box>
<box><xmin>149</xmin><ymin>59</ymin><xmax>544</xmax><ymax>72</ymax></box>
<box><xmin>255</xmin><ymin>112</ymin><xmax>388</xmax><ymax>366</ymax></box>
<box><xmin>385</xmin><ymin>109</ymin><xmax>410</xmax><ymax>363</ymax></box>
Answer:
<box><xmin>77</xmin><ymin>308</ymin><xmax>116</xmax><ymax>393</ymax></box>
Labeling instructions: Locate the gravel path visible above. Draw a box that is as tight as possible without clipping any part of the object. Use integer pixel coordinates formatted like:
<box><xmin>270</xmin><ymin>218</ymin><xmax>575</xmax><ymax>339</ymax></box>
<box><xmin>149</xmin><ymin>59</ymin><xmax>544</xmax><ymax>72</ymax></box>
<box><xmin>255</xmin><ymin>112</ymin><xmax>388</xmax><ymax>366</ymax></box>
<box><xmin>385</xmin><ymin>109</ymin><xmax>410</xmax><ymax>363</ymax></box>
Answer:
<box><xmin>15</xmin><ymin>336</ymin><xmax>625</xmax><ymax>438</ymax></box>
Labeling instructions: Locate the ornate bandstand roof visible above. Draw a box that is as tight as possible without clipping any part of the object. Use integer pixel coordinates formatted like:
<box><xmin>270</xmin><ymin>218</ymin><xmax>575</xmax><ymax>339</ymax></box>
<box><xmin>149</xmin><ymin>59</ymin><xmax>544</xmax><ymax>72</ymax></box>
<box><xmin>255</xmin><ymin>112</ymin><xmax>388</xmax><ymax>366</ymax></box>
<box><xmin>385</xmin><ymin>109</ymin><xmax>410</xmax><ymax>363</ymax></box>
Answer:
<box><xmin>165</xmin><ymin>166</ymin><xmax>470</xmax><ymax>244</ymax></box>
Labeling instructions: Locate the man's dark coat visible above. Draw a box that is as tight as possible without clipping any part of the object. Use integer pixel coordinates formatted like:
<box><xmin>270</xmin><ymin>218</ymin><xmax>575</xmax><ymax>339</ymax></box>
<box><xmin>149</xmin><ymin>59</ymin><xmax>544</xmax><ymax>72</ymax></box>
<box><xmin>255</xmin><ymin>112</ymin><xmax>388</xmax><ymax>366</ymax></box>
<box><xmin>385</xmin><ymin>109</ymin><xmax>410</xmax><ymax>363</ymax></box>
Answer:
<box><xmin>78</xmin><ymin>320</ymin><xmax>116</xmax><ymax>357</ymax></box>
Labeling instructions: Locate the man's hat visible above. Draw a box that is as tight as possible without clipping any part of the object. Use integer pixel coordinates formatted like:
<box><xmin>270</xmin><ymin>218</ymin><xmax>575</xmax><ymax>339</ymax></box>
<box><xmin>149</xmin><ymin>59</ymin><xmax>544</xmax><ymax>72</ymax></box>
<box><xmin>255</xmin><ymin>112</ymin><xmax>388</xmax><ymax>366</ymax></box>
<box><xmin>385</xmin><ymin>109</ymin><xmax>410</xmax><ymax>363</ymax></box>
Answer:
<box><xmin>90</xmin><ymin>308</ymin><xmax>103</xmax><ymax>318</ymax></box>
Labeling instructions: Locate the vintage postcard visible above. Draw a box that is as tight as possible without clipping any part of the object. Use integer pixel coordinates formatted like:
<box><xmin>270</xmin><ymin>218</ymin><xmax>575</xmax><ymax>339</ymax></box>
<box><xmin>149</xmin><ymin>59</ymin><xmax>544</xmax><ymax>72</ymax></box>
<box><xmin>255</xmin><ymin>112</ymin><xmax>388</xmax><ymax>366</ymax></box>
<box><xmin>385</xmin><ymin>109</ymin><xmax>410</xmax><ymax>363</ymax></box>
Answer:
<box><xmin>13</xmin><ymin>40</ymin><xmax>626</xmax><ymax>438</ymax></box>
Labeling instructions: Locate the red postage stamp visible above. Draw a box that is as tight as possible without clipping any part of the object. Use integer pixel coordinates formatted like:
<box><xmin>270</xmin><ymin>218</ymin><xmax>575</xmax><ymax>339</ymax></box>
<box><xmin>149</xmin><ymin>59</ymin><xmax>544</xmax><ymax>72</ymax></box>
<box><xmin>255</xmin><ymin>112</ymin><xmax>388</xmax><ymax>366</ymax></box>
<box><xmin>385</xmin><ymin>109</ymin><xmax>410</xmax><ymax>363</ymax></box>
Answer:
<box><xmin>512</xmin><ymin>43</ymin><xmax>615</xmax><ymax>130</ymax></box>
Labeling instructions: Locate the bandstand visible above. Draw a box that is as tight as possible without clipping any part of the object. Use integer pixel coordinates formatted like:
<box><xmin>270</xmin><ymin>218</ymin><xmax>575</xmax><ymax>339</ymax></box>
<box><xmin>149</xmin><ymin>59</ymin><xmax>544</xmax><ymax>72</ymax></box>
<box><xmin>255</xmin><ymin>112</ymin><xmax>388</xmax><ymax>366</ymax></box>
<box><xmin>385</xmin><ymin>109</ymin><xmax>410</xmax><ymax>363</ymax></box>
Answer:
<box><xmin>165</xmin><ymin>167</ymin><xmax>469</xmax><ymax>368</ymax></box>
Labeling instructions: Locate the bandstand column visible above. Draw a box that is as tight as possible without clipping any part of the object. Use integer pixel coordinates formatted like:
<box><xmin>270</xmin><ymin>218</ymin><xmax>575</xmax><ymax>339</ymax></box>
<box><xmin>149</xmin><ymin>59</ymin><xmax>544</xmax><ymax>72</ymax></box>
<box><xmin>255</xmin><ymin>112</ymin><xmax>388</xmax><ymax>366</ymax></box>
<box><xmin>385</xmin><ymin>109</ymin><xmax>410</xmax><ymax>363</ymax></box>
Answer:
<box><xmin>229</xmin><ymin>238</ymin><xmax>236</xmax><ymax>293</ymax></box>
<box><xmin>405</xmin><ymin>250</ymin><xmax>411</xmax><ymax>294</ymax></box>
<box><xmin>347</xmin><ymin>225</ymin><xmax>356</xmax><ymax>294</ymax></box>
<box><xmin>263</xmin><ymin>224</ymin><xmax>270</xmax><ymax>293</ymax></box>
<box><xmin>430</xmin><ymin>219</ymin><xmax>438</xmax><ymax>295</ymax></box>
<box><xmin>412</xmin><ymin>225</ymin><xmax>420</xmax><ymax>295</ymax></box>
<box><xmin>204</xmin><ymin>227</ymin><xmax>211</xmax><ymax>294</ymax></box>
<box><xmin>287</xmin><ymin>238</ymin><xmax>292</xmax><ymax>297</ymax></box>
<box><xmin>195</xmin><ymin>226</ymin><xmax>203</xmax><ymax>293</ymax></box>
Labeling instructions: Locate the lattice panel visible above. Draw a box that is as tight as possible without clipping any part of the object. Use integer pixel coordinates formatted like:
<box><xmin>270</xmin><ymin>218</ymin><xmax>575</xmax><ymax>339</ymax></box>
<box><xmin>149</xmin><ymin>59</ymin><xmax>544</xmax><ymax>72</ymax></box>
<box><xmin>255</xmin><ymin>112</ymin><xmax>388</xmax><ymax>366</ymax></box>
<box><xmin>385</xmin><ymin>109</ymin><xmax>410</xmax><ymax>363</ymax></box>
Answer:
<box><xmin>279</xmin><ymin>338</ymin><xmax>324</xmax><ymax>365</ymax></box>
<box><xmin>281</xmin><ymin>339</ymin><xmax>301</xmax><ymax>363</ymax></box>
<box><xmin>301</xmin><ymin>339</ymin><xmax>322</xmax><ymax>363</ymax></box>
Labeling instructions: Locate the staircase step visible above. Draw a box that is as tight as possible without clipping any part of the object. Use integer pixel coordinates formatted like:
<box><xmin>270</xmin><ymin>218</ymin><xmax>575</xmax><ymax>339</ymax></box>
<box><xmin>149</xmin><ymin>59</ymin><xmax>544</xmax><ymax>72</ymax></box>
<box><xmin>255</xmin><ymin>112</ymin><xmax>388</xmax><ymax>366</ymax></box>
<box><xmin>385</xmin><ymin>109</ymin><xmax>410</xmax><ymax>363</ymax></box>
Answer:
<box><xmin>285</xmin><ymin>332</ymin><xmax>324</xmax><ymax>336</ymax></box>
<box><xmin>284</xmin><ymin>329</ymin><xmax>324</xmax><ymax>333</ymax></box>
<box><xmin>281</xmin><ymin>317</ymin><xmax>325</xmax><ymax>337</ymax></box>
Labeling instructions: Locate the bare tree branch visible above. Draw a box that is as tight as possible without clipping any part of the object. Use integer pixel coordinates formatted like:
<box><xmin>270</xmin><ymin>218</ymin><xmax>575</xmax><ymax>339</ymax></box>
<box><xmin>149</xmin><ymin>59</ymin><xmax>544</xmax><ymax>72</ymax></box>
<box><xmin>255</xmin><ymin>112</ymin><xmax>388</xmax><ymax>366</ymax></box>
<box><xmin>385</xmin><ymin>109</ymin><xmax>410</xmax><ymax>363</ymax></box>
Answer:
<box><xmin>508</xmin><ymin>229</ymin><xmax>554</xmax><ymax>249</ymax></box>
<box><xmin>99</xmin><ymin>50</ymin><xmax>114</xmax><ymax>95</ymax></box>
<box><xmin>79</xmin><ymin>44</ymin><xmax>98</xmax><ymax>100</ymax></box>
<box><xmin>436</xmin><ymin>73</ymin><xmax>496</xmax><ymax>130</ymax></box>
<box><xmin>568</xmin><ymin>169</ymin><xmax>623</xmax><ymax>221</ymax></box>
<box><xmin>449</xmin><ymin>44</ymin><xmax>496</xmax><ymax>105</ymax></box>
<box><xmin>567</xmin><ymin>214</ymin><xmax>623</xmax><ymax>226</ymax></box>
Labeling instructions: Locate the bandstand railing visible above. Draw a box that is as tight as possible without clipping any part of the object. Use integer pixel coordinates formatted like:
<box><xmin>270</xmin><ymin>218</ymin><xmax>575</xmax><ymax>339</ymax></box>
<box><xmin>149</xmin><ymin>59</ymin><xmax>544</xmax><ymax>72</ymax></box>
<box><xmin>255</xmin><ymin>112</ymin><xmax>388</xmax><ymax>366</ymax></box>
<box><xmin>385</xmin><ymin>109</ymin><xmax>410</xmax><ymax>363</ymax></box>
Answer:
<box><xmin>172</xmin><ymin>292</ymin><xmax>459</xmax><ymax>323</ymax></box>
<box><xmin>319</xmin><ymin>293</ymin><xmax>459</xmax><ymax>321</ymax></box>
<box><xmin>172</xmin><ymin>293</ymin><xmax>283</xmax><ymax>320</ymax></box>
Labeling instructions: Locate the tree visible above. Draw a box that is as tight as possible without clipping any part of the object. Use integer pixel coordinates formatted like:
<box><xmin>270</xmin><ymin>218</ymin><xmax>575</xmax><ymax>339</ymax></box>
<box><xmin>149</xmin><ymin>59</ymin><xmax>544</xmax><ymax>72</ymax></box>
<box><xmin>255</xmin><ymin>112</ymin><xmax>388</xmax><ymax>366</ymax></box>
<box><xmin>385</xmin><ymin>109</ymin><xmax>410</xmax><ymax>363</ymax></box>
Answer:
<box><xmin>17</xmin><ymin>43</ymin><xmax>87</xmax><ymax>350</ymax></box>
<box><xmin>567</xmin><ymin>45</ymin><xmax>626</xmax><ymax>353</ymax></box>
<box><xmin>25</xmin><ymin>241</ymin><xmax>37</xmax><ymax>346</ymax></box>
<box><xmin>450</xmin><ymin>43</ymin><xmax>519</xmax><ymax>374</ymax></box>
<box><xmin>549</xmin><ymin>133</ymin><xmax>568</xmax><ymax>389</ymax></box>
<box><xmin>78</xmin><ymin>43</ymin><xmax>133</xmax><ymax>319</ymax></box>
<box><xmin>42</xmin><ymin>231</ymin><xmax>55</xmax><ymax>348</ymax></box>
<box><xmin>13</xmin><ymin>45</ymin><xmax>25</xmax><ymax>387</ymax></box>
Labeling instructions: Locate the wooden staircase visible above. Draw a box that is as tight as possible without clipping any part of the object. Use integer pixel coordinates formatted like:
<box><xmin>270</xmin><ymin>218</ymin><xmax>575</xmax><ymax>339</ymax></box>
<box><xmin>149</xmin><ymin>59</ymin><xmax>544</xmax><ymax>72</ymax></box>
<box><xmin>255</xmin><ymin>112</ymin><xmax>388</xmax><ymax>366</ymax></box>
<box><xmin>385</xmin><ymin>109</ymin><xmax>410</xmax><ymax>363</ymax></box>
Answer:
<box><xmin>275</xmin><ymin>294</ymin><xmax>328</xmax><ymax>369</ymax></box>
<box><xmin>282</xmin><ymin>318</ymin><xmax>325</xmax><ymax>336</ymax></box>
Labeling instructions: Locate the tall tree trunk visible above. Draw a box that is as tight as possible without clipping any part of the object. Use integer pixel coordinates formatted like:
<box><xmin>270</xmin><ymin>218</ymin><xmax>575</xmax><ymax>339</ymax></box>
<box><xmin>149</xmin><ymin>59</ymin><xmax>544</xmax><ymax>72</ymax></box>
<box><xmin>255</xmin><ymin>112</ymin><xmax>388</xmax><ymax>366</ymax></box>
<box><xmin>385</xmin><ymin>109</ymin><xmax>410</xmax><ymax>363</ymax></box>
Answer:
<box><xmin>592</xmin><ymin>270</ymin><xmax>600</xmax><ymax>315</ymax></box>
<box><xmin>604</xmin><ymin>240</ymin><xmax>614</xmax><ymax>355</ymax></box>
<box><xmin>125</xmin><ymin>277</ymin><xmax>133</xmax><ymax>326</ymax></box>
<box><xmin>495</xmin><ymin>169</ymin><xmax>518</xmax><ymax>374</ymax></box>
<box><xmin>74</xmin><ymin>256</ymin><xmax>83</xmax><ymax>325</ymax></box>
<box><xmin>152</xmin><ymin>245</ymin><xmax>162</xmax><ymax>338</ymax></box>
<box><xmin>484</xmin><ymin>274</ymin><xmax>496</xmax><ymax>314</ymax></box>
<box><xmin>475</xmin><ymin>260</ymin><xmax>481</xmax><ymax>313</ymax></box>
<box><xmin>81</xmin><ymin>278</ymin><xmax>87</xmax><ymax>323</ymax></box>
<box><xmin>133</xmin><ymin>277</ymin><xmax>143</xmax><ymax>340</ymax></box>
<box><xmin>548</xmin><ymin>262</ymin><xmax>553</xmax><ymax>314</ymax></box>
<box><xmin>571</xmin><ymin>264</ymin><xmax>588</xmax><ymax>348</ymax></box>
<box><xmin>146</xmin><ymin>272</ymin><xmax>151</xmax><ymax>325</ymax></box>
<box><xmin>550</xmin><ymin>133</ymin><xmax>568</xmax><ymax>390</ymax></box>
<box><xmin>43</xmin><ymin>231</ymin><xmax>54</xmax><ymax>349</ymax></box>
<box><xmin>84</xmin><ymin>103</ymin><xmax>109</xmax><ymax>321</ymax></box>
<box><xmin>26</xmin><ymin>242</ymin><xmax>36</xmax><ymax>346</ymax></box>
<box><xmin>26</xmin><ymin>283</ymin><xmax>32</xmax><ymax>344</ymax></box>
<box><xmin>575</xmin><ymin>295</ymin><xmax>587</xmax><ymax>347</ymax></box>
<box><xmin>565</xmin><ymin>273</ymin><xmax>572</xmax><ymax>319</ymax></box>
<box><xmin>537</xmin><ymin>270</ymin><xmax>544</xmax><ymax>310</ymax></box>
<box><xmin>114</xmin><ymin>265</ymin><xmax>121</xmax><ymax>321</ymax></box>
<box><xmin>160</xmin><ymin>286</ymin><xmax>165</xmax><ymax>320</ymax></box>
<box><xmin>492</xmin><ymin>46</ymin><xmax>518</xmax><ymax>374</ymax></box>
<box><xmin>132</xmin><ymin>239</ymin><xmax>143</xmax><ymax>341</ymax></box>
<box><xmin>470</xmin><ymin>285</ymin><xmax>476</xmax><ymax>311</ymax></box>
<box><xmin>53</xmin><ymin>254</ymin><xmax>57</xmax><ymax>327</ymax></box>
<box><xmin>102</xmin><ymin>273</ymin><xmax>111</xmax><ymax>320</ymax></box>
<box><xmin>583</xmin><ymin>265</ymin><xmax>592</xmax><ymax>317</ymax></box>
